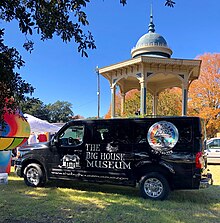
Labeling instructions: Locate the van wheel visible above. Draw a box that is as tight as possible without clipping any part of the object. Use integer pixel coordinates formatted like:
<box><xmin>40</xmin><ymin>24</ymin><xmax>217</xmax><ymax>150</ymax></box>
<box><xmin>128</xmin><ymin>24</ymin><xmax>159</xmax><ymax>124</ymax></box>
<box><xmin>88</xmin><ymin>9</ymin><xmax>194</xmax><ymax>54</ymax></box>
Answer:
<box><xmin>139</xmin><ymin>172</ymin><xmax>170</xmax><ymax>200</ymax></box>
<box><xmin>24</xmin><ymin>163</ymin><xmax>46</xmax><ymax>187</ymax></box>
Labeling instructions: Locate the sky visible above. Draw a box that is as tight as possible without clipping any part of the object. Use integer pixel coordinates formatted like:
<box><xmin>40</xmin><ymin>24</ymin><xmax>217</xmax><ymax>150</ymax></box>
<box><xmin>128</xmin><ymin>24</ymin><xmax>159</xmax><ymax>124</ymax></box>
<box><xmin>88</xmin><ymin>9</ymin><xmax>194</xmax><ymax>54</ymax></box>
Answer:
<box><xmin>2</xmin><ymin>0</ymin><xmax>220</xmax><ymax>118</ymax></box>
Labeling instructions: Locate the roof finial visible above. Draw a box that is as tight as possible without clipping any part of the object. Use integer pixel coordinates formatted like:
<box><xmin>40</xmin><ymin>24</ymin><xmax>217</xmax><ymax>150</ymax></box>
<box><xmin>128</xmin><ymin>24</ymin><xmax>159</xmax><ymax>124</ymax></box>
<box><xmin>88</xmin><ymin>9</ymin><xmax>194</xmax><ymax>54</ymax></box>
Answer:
<box><xmin>148</xmin><ymin>4</ymin><xmax>155</xmax><ymax>33</ymax></box>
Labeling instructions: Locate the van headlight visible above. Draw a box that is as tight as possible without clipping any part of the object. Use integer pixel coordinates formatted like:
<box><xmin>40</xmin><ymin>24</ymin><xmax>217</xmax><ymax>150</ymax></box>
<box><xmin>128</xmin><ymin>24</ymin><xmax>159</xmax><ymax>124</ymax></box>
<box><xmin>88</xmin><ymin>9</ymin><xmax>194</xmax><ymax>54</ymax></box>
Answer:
<box><xmin>17</xmin><ymin>150</ymin><xmax>29</xmax><ymax>158</ymax></box>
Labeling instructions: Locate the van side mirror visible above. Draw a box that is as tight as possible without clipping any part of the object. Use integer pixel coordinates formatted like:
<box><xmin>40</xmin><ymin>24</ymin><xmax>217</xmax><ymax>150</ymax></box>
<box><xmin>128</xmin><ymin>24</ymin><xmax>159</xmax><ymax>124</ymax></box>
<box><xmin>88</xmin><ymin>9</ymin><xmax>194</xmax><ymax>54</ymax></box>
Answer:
<box><xmin>51</xmin><ymin>136</ymin><xmax>58</xmax><ymax>146</ymax></box>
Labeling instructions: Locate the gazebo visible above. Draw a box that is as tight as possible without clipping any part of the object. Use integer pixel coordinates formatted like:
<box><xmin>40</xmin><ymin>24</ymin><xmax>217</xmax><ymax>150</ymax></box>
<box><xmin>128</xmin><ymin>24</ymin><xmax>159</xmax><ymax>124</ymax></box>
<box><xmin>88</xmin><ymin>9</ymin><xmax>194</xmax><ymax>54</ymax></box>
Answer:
<box><xmin>98</xmin><ymin>7</ymin><xmax>201</xmax><ymax>118</ymax></box>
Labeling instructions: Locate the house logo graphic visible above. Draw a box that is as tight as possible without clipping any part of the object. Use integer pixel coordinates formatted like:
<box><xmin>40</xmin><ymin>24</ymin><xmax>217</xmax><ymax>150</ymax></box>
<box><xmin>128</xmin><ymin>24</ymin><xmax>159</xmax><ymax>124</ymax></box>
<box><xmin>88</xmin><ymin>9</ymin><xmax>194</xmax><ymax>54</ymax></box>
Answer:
<box><xmin>59</xmin><ymin>154</ymin><xmax>81</xmax><ymax>169</ymax></box>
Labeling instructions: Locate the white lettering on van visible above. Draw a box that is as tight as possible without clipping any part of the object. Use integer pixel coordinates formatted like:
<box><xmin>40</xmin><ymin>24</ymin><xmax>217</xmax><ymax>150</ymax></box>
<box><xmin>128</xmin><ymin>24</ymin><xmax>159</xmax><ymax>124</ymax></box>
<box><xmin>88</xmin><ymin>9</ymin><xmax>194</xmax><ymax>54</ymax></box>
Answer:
<box><xmin>85</xmin><ymin>144</ymin><xmax>131</xmax><ymax>170</ymax></box>
<box><xmin>86</xmin><ymin>152</ymin><xmax>98</xmax><ymax>160</ymax></box>
<box><xmin>86</xmin><ymin>160</ymin><xmax>131</xmax><ymax>170</ymax></box>
<box><xmin>86</xmin><ymin>144</ymin><xmax>100</xmax><ymax>152</ymax></box>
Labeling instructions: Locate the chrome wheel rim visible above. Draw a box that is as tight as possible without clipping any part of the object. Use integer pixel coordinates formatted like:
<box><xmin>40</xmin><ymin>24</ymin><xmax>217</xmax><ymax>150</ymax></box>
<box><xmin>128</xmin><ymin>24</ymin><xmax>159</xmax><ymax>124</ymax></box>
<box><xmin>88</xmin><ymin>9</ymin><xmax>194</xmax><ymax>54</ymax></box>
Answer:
<box><xmin>26</xmin><ymin>168</ymin><xmax>40</xmax><ymax>186</ymax></box>
<box><xmin>144</xmin><ymin>178</ymin><xmax>163</xmax><ymax>198</ymax></box>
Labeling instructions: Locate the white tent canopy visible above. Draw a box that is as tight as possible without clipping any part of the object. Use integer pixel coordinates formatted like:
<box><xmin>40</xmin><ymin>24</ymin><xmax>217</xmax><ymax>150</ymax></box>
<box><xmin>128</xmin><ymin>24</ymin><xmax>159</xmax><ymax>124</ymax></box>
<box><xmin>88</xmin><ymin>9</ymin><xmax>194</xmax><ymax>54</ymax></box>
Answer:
<box><xmin>24</xmin><ymin>114</ymin><xmax>61</xmax><ymax>133</ymax></box>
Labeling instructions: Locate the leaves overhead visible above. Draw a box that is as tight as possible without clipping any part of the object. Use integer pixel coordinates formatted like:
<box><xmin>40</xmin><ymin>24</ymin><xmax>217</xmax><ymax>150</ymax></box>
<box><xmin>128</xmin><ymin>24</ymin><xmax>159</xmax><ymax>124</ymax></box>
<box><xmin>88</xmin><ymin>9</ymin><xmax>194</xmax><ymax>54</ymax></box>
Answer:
<box><xmin>0</xmin><ymin>0</ymin><xmax>175</xmax><ymax>57</ymax></box>
<box><xmin>0</xmin><ymin>0</ymin><xmax>96</xmax><ymax>56</ymax></box>
<box><xmin>120</xmin><ymin>1</ymin><xmax>175</xmax><ymax>7</ymax></box>
<box><xmin>165</xmin><ymin>0</ymin><xmax>176</xmax><ymax>7</ymax></box>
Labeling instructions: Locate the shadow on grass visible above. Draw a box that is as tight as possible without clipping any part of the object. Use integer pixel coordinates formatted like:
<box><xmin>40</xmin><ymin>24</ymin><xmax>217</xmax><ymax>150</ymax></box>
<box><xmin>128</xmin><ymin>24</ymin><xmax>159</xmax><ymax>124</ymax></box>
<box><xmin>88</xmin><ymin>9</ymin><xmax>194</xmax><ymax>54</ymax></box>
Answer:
<box><xmin>2</xmin><ymin>168</ymin><xmax>220</xmax><ymax>223</ymax></box>
<box><xmin>46</xmin><ymin>179</ymin><xmax>140</xmax><ymax>198</ymax></box>
<box><xmin>9</xmin><ymin>170</ymin><xmax>220</xmax><ymax>204</ymax></box>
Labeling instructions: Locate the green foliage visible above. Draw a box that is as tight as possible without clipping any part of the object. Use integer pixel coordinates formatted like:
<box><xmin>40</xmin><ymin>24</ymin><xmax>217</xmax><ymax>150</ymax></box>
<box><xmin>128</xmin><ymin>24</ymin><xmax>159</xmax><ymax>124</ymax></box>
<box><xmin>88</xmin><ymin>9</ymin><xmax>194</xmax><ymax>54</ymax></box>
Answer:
<box><xmin>157</xmin><ymin>89</ymin><xmax>182</xmax><ymax>116</ymax></box>
<box><xmin>124</xmin><ymin>91</ymin><xmax>153</xmax><ymax>117</ymax></box>
<box><xmin>19</xmin><ymin>97</ymin><xmax>50</xmax><ymax>120</ymax></box>
<box><xmin>0</xmin><ymin>29</ymin><xmax>34</xmax><ymax>123</ymax></box>
<box><xmin>124</xmin><ymin>91</ymin><xmax>140</xmax><ymax>116</ymax></box>
<box><xmin>165</xmin><ymin>0</ymin><xmax>176</xmax><ymax>7</ymax></box>
<box><xmin>46</xmin><ymin>100</ymin><xmax>74</xmax><ymax>122</ymax></box>
<box><xmin>20</xmin><ymin>98</ymin><xmax>74</xmax><ymax>123</ymax></box>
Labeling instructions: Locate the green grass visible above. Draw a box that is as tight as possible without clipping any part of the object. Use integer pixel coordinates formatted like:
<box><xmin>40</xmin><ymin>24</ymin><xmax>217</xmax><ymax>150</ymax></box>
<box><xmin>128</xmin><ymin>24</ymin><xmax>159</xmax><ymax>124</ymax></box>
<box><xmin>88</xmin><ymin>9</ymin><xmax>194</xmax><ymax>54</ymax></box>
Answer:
<box><xmin>0</xmin><ymin>165</ymin><xmax>220</xmax><ymax>223</ymax></box>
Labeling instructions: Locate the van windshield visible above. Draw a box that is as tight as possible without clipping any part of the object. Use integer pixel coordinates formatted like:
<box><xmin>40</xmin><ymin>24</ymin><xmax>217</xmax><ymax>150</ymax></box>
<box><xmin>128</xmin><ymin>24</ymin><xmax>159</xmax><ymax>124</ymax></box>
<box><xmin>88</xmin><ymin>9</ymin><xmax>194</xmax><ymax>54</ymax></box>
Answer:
<box><xmin>58</xmin><ymin>125</ymin><xmax>84</xmax><ymax>146</ymax></box>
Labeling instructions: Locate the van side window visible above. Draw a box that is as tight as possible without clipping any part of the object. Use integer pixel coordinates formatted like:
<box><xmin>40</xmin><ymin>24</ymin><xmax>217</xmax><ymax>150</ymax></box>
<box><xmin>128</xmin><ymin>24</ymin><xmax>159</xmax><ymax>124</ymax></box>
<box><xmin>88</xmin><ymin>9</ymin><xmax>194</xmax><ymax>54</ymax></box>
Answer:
<box><xmin>59</xmin><ymin>125</ymin><xmax>84</xmax><ymax>146</ymax></box>
<box><xmin>134</xmin><ymin>127</ymin><xmax>147</xmax><ymax>143</ymax></box>
<box><xmin>92</xmin><ymin>125</ymin><xmax>112</xmax><ymax>143</ymax></box>
<box><xmin>93</xmin><ymin>124</ymin><xmax>130</xmax><ymax>144</ymax></box>
<box><xmin>173</xmin><ymin>125</ymin><xmax>192</xmax><ymax>152</ymax></box>
<box><xmin>132</xmin><ymin>122</ymin><xmax>147</xmax><ymax>144</ymax></box>
<box><xmin>178</xmin><ymin>127</ymin><xmax>192</xmax><ymax>143</ymax></box>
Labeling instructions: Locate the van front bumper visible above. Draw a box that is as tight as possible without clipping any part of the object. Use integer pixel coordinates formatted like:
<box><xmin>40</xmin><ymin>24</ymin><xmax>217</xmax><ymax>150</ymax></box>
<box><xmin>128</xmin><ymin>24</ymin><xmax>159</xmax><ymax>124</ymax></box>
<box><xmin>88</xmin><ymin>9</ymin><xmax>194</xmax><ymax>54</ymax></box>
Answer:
<box><xmin>200</xmin><ymin>173</ymin><xmax>213</xmax><ymax>189</ymax></box>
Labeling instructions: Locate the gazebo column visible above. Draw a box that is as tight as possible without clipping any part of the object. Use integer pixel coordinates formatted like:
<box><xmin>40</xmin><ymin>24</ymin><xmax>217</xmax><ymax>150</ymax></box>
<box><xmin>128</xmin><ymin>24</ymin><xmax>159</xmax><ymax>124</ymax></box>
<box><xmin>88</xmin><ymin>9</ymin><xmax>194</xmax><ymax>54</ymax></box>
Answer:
<box><xmin>120</xmin><ymin>92</ymin><xmax>126</xmax><ymax>116</ymax></box>
<box><xmin>111</xmin><ymin>86</ymin><xmax>116</xmax><ymax>118</ymax></box>
<box><xmin>140</xmin><ymin>80</ymin><xmax>147</xmax><ymax>115</ymax></box>
<box><xmin>182</xmin><ymin>83</ymin><xmax>188</xmax><ymax>116</ymax></box>
<box><xmin>152</xmin><ymin>93</ymin><xmax>159</xmax><ymax>116</ymax></box>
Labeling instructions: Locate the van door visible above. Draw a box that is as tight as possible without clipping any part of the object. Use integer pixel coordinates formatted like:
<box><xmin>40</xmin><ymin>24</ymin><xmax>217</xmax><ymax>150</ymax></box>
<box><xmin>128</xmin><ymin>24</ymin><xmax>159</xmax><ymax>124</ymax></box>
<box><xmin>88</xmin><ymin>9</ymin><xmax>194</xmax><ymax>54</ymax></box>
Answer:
<box><xmin>84</xmin><ymin>121</ymin><xmax>135</xmax><ymax>185</ymax></box>
<box><xmin>48</xmin><ymin>123</ymin><xmax>86</xmax><ymax>179</ymax></box>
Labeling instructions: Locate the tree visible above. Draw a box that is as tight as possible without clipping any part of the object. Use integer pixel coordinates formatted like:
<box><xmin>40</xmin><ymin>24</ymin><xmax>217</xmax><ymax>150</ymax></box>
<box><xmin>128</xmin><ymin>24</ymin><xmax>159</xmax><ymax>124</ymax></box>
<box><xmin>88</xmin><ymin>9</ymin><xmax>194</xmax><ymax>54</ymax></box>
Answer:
<box><xmin>20</xmin><ymin>98</ymin><xmax>76</xmax><ymax>123</ymax></box>
<box><xmin>46</xmin><ymin>100</ymin><xmax>74</xmax><ymax>123</ymax></box>
<box><xmin>123</xmin><ymin>90</ymin><xmax>153</xmax><ymax>117</ymax></box>
<box><xmin>19</xmin><ymin>97</ymin><xmax>50</xmax><ymax>120</ymax></box>
<box><xmin>188</xmin><ymin>53</ymin><xmax>220</xmax><ymax>138</ymax></box>
<box><xmin>124</xmin><ymin>90</ymin><xmax>141</xmax><ymax>117</ymax></box>
<box><xmin>157</xmin><ymin>88</ymin><xmax>182</xmax><ymax>116</ymax></box>
<box><xmin>0</xmin><ymin>29</ymin><xmax>34</xmax><ymax>125</ymax></box>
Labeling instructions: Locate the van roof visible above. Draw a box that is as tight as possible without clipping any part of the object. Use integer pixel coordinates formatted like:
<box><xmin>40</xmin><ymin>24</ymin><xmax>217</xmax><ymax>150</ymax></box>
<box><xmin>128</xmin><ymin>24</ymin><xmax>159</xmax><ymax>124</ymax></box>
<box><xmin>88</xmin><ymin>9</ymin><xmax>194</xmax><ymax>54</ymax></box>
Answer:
<box><xmin>68</xmin><ymin>116</ymin><xmax>200</xmax><ymax>124</ymax></box>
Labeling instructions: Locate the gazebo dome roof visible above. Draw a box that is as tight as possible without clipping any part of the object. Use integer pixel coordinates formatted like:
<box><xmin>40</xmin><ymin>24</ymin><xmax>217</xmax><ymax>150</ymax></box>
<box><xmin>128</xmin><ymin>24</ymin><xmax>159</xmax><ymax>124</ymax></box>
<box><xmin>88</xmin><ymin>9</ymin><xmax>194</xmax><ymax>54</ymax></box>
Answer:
<box><xmin>136</xmin><ymin>32</ymin><xmax>168</xmax><ymax>47</ymax></box>
<box><xmin>131</xmin><ymin>6</ymin><xmax>172</xmax><ymax>58</ymax></box>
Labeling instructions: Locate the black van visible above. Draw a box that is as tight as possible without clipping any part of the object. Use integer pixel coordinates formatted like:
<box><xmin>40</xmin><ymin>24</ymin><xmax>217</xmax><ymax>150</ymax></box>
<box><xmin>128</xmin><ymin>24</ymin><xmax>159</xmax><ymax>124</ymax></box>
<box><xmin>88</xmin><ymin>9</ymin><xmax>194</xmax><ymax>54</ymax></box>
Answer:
<box><xmin>15</xmin><ymin>117</ymin><xmax>212</xmax><ymax>200</ymax></box>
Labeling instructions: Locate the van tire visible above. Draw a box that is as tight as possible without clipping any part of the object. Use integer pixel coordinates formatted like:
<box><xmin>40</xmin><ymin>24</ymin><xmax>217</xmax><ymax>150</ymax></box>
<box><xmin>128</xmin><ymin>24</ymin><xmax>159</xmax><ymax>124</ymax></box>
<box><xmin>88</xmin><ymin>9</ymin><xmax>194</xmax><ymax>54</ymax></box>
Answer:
<box><xmin>24</xmin><ymin>163</ymin><xmax>46</xmax><ymax>187</ymax></box>
<box><xmin>139</xmin><ymin>172</ymin><xmax>170</xmax><ymax>200</ymax></box>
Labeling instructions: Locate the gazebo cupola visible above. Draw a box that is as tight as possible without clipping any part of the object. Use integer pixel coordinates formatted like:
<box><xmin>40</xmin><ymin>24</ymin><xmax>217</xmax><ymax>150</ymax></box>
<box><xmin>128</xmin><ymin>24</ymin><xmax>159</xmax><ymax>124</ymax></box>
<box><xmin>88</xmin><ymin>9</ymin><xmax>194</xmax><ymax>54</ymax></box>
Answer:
<box><xmin>131</xmin><ymin>6</ymin><xmax>172</xmax><ymax>58</ymax></box>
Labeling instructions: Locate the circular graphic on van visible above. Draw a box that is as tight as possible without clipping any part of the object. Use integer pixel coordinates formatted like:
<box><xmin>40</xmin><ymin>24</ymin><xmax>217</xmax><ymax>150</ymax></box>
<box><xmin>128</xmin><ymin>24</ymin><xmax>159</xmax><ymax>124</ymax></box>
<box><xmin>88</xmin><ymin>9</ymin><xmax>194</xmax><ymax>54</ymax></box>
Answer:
<box><xmin>147</xmin><ymin>121</ymin><xmax>179</xmax><ymax>153</ymax></box>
